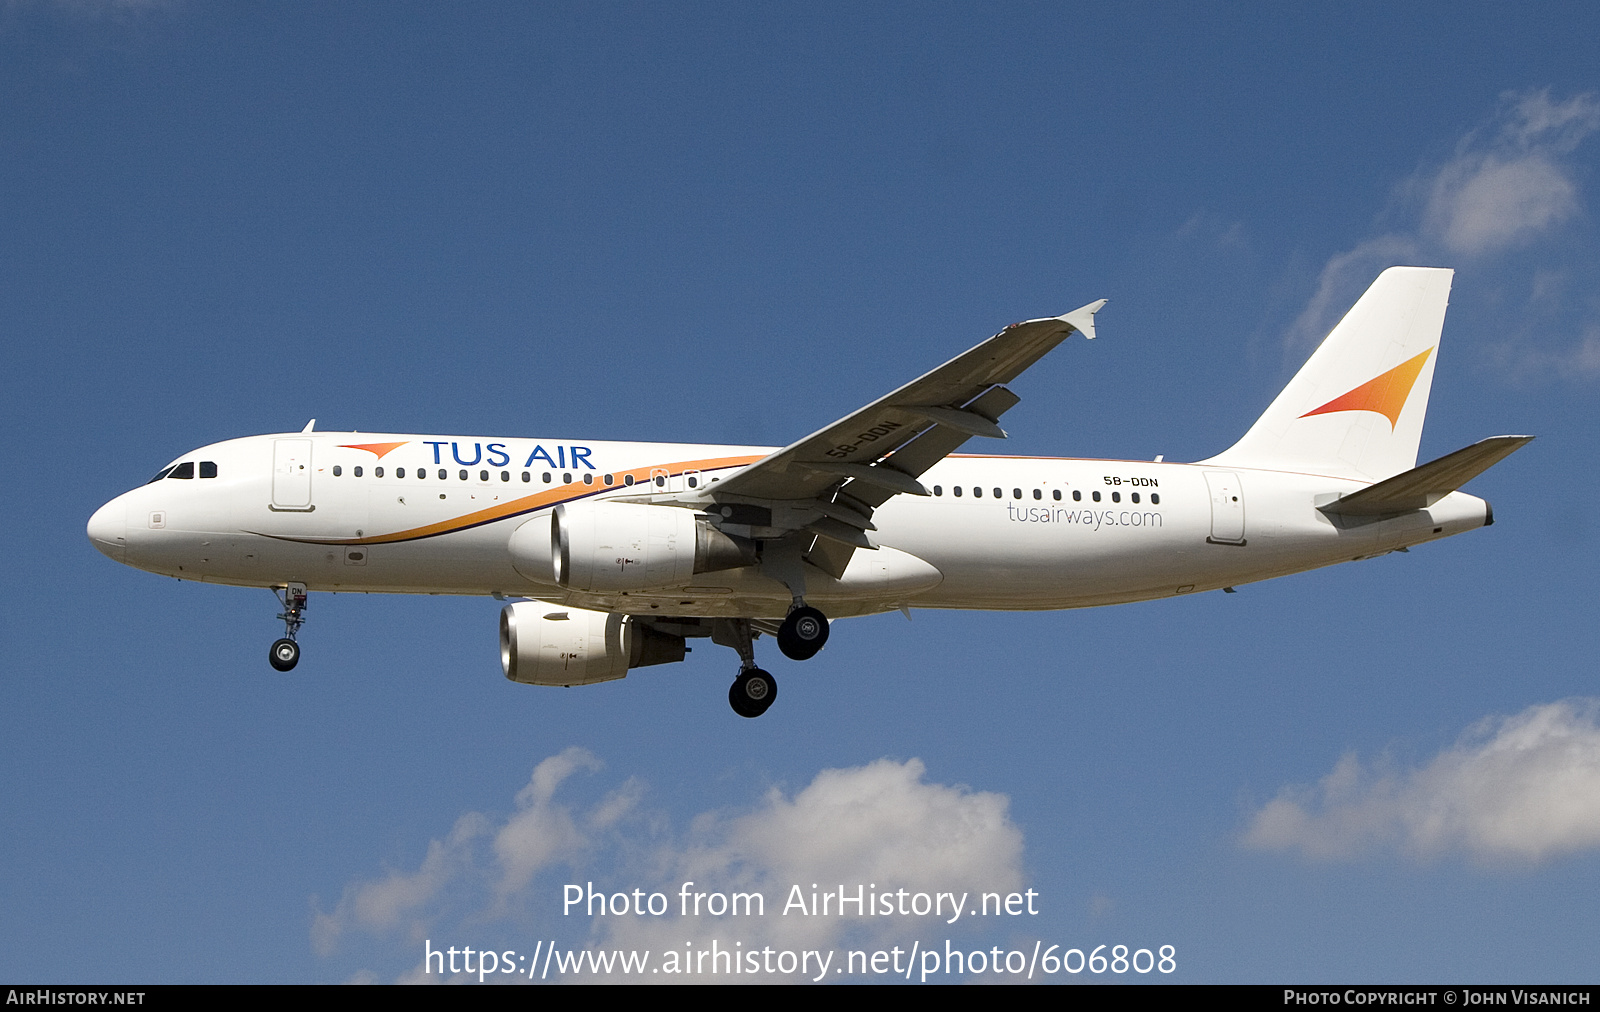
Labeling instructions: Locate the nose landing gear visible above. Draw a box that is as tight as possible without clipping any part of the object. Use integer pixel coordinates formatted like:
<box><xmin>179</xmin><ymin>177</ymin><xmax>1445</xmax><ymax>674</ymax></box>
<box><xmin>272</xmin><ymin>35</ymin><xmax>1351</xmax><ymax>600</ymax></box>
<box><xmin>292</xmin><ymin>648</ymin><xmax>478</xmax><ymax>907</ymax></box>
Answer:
<box><xmin>269</xmin><ymin>637</ymin><xmax>300</xmax><ymax>672</ymax></box>
<box><xmin>268</xmin><ymin>583</ymin><xmax>308</xmax><ymax>672</ymax></box>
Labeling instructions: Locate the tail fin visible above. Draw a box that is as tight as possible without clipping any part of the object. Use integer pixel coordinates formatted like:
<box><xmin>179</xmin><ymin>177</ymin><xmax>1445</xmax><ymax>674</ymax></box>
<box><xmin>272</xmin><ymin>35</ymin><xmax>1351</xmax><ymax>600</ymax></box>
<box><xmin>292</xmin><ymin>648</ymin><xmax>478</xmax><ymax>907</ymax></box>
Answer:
<box><xmin>1204</xmin><ymin>266</ymin><xmax>1453</xmax><ymax>481</ymax></box>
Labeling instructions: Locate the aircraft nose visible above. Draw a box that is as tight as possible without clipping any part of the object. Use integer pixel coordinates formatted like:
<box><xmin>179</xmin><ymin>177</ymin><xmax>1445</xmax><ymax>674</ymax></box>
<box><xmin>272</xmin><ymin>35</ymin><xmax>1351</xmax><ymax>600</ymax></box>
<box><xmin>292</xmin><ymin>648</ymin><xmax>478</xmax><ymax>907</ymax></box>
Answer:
<box><xmin>87</xmin><ymin>498</ymin><xmax>128</xmax><ymax>562</ymax></box>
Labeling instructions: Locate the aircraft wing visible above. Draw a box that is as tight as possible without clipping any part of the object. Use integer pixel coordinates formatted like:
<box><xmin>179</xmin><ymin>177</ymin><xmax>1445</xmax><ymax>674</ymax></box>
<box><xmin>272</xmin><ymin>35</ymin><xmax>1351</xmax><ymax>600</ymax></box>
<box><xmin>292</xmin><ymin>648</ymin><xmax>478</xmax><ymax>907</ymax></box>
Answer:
<box><xmin>706</xmin><ymin>299</ymin><xmax>1105</xmax><ymax>575</ymax></box>
<box><xmin>714</xmin><ymin>300</ymin><xmax>1105</xmax><ymax>503</ymax></box>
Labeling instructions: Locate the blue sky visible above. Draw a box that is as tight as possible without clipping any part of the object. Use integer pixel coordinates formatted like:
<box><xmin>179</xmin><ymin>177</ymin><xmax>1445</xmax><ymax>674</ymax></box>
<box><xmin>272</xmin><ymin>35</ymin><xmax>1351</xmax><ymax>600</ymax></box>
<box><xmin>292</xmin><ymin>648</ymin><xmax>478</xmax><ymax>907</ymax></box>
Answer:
<box><xmin>3</xmin><ymin>2</ymin><xmax>1599</xmax><ymax>983</ymax></box>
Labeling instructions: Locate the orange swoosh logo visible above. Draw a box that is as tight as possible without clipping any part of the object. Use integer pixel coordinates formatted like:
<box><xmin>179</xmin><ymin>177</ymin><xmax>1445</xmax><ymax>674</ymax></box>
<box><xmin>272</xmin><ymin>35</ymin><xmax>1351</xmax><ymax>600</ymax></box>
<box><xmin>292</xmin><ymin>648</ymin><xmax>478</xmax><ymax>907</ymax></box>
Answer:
<box><xmin>339</xmin><ymin>441</ymin><xmax>410</xmax><ymax>459</ymax></box>
<box><xmin>1299</xmin><ymin>348</ymin><xmax>1433</xmax><ymax>429</ymax></box>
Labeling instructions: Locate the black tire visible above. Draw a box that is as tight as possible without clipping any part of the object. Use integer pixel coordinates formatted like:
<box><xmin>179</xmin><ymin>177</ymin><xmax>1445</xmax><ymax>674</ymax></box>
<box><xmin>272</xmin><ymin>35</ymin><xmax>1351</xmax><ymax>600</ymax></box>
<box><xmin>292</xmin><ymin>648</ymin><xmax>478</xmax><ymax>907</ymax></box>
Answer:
<box><xmin>269</xmin><ymin>638</ymin><xmax>300</xmax><ymax>672</ymax></box>
<box><xmin>777</xmin><ymin>606</ymin><xmax>829</xmax><ymax>660</ymax></box>
<box><xmin>728</xmin><ymin>669</ymin><xmax>777</xmax><ymax>718</ymax></box>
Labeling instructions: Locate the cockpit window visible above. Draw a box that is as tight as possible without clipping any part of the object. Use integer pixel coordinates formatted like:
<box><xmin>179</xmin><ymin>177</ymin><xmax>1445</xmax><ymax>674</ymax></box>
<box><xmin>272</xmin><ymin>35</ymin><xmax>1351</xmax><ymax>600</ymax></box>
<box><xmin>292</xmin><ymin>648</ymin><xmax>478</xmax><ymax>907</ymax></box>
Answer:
<box><xmin>147</xmin><ymin>465</ymin><xmax>176</xmax><ymax>484</ymax></box>
<box><xmin>200</xmin><ymin>461</ymin><xmax>218</xmax><ymax>478</ymax></box>
<box><xmin>168</xmin><ymin>462</ymin><xmax>195</xmax><ymax>479</ymax></box>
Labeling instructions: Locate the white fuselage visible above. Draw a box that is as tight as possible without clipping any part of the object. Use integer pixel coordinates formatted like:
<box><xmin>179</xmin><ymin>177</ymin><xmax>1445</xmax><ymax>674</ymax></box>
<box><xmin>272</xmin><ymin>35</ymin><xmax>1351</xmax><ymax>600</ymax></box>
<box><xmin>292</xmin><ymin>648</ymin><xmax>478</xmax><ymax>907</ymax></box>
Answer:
<box><xmin>86</xmin><ymin>431</ymin><xmax>1492</xmax><ymax>620</ymax></box>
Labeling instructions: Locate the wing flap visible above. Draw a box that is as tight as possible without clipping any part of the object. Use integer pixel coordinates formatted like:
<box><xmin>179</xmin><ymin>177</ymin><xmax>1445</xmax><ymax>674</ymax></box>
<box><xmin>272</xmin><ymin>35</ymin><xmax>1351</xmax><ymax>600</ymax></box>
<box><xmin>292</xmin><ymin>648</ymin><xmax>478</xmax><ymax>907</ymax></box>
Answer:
<box><xmin>835</xmin><ymin>385</ymin><xmax>1022</xmax><ymax>511</ymax></box>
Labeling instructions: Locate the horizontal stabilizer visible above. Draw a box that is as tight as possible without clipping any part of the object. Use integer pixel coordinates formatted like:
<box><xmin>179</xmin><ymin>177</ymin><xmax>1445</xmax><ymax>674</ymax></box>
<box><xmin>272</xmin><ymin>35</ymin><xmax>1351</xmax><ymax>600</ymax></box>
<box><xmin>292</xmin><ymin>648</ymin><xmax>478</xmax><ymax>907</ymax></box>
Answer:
<box><xmin>1319</xmin><ymin>435</ymin><xmax>1534</xmax><ymax>516</ymax></box>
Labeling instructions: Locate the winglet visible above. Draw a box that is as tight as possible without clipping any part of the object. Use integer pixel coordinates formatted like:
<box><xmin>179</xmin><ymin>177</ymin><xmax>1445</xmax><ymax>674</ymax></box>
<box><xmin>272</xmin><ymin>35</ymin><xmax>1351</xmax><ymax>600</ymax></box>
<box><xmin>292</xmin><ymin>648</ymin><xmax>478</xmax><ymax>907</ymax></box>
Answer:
<box><xmin>1058</xmin><ymin>299</ymin><xmax>1107</xmax><ymax>341</ymax></box>
<box><xmin>301</xmin><ymin>419</ymin><xmax>316</xmax><ymax>433</ymax></box>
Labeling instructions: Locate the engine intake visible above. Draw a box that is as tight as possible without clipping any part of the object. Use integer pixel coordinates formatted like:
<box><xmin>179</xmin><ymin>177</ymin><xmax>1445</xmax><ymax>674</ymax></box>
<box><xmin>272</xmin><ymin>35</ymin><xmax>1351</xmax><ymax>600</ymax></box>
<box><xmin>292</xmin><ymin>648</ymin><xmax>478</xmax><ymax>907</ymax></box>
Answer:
<box><xmin>500</xmin><ymin>601</ymin><xmax>687</xmax><ymax>686</ymax></box>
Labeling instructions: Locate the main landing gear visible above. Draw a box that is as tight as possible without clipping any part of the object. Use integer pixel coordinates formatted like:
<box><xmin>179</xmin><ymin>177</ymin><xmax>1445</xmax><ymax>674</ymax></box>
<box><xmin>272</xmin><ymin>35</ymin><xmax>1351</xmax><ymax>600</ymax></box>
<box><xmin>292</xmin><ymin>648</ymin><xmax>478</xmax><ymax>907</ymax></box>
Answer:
<box><xmin>713</xmin><ymin>604</ymin><xmax>830</xmax><ymax>718</ymax></box>
<box><xmin>269</xmin><ymin>583</ymin><xmax>307</xmax><ymax>672</ymax></box>
<box><xmin>714</xmin><ymin>617</ymin><xmax>779</xmax><ymax>719</ymax></box>
<box><xmin>729</xmin><ymin>668</ymin><xmax>777</xmax><ymax>719</ymax></box>
<box><xmin>777</xmin><ymin>605</ymin><xmax>829</xmax><ymax>660</ymax></box>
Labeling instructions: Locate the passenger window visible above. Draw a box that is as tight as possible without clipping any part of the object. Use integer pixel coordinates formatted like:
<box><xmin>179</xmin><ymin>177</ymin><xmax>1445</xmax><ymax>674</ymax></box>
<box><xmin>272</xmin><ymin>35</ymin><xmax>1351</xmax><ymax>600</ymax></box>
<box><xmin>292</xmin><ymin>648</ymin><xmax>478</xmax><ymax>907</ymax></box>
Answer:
<box><xmin>522</xmin><ymin>471</ymin><xmax>531</xmax><ymax>482</ymax></box>
<box><xmin>624</xmin><ymin>474</ymin><xmax>635</xmax><ymax>486</ymax></box>
<box><xmin>375</xmin><ymin>466</ymin><xmax>384</xmax><ymax>477</ymax></box>
<box><xmin>501</xmin><ymin>471</ymin><xmax>510</xmax><ymax>482</ymax></box>
<box><xmin>1151</xmin><ymin>493</ymin><xmax>1160</xmax><ymax>505</ymax></box>
<box><xmin>1032</xmin><ymin>488</ymin><xmax>1041</xmax><ymax>500</ymax></box>
<box><xmin>1052</xmin><ymin>489</ymin><xmax>1061</xmax><ymax>501</ymax></box>
<box><xmin>583</xmin><ymin>473</ymin><xmax>593</xmax><ymax>485</ymax></box>
<box><xmin>1112</xmin><ymin>491</ymin><xmax>1120</xmax><ymax>503</ymax></box>
<box><xmin>354</xmin><ymin>466</ymin><xmax>363</xmax><ymax>477</ymax></box>
<box><xmin>333</xmin><ymin>465</ymin><xmax>342</xmax><ymax>476</ymax></box>
<box><xmin>437</xmin><ymin>469</ymin><xmax>446</xmax><ymax>480</ymax></box>
<box><xmin>563</xmin><ymin>472</ymin><xmax>572</xmax><ymax>484</ymax></box>
<box><xmin>654</xmin><ymin>475</ymin><xmax>666</xmax><ymax>487</ymax></box>
<box><xmin>933</xmin><ymin>485</ymin><xmax>942</xmax><ymax>496</ymax></box>
<box><xmin>604</xmin><ymin>474</ymin><xmax>614</xmax><ymax>486</ymax></box>
<box><xmin>543</xmin><ymin>472</ymin><xmax>552</xmax><ymax>483</ymax></box>
<box><xmin>169</xmin><ymin>462</ymin><xmax>194</xmax><ymax>479</ymax></box>
<box><xmin>1013</xmin><ymin>488</ymin><xmax>1021</xmax><ymax>499</ymax></box>
<box><xmin>1073</xmin><ymin>490</ymin><xmax>1081</xmax><ymax>501</ymax></box>
<box><xmin>953</xmin><ymin>486</ymin><xmax>962</xmax><ymax>497</ymax></box>
<box><xmin>459</xmin><ymin>469</ymin><xmax>469</xmax><ymax>480</ymax></box>
<box><xmin>479</xmin><ymin>470</ymin><xmax>489</xmax><ymax>481</ymax></box>
<box><xmin>993</xmin><ymin>488</ymin><xmax>1002</xmax><ymax>499</ymax></box>
<box><xmin>200</xmin><ymin>461</ymin><xmax>218</xmax><ymax>478</ymax></box>
<box><xmin>973</xmin><ymin>487</ymin><xmax>982</xmax><ymax>498</ymax></box>
<box><xmin>1092</xmin><ymin>491</ymin><xmax>1101</xmax><ymax>502</ymax></box>
<box><xmin>1131</xmin><ymin>492</ymin><xmax>1140</xmax><ymax>503</ymax></box>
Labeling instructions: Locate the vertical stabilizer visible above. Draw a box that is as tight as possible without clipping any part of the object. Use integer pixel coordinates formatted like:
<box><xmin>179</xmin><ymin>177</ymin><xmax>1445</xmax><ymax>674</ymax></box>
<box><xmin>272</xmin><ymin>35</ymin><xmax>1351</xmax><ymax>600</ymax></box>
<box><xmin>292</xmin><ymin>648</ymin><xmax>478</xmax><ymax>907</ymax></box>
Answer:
<box><xmin>1203</xmin><ymin>266</ymin><xmax>1453</xmax><ymax>481</ymax></box>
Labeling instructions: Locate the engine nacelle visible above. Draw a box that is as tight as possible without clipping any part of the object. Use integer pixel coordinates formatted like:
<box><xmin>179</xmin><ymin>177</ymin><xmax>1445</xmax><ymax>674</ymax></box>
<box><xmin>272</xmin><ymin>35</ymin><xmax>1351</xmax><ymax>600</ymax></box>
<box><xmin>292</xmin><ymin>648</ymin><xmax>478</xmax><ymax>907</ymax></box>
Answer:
<box><xmin>500</xmin><ymin>601</ymin><xmax>687</xmax><ymax>686</ymax></box>
<box><xmin>551</xmin><ymin>502</ymin><xmax>755</xmax><ymax>592</ymax></box>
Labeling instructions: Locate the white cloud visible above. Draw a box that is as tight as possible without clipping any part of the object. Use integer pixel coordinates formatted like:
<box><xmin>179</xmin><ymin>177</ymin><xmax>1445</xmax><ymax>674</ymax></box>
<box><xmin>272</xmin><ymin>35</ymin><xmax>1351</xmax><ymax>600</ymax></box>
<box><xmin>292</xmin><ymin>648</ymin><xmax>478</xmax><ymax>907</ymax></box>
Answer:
<box><xmin>311</xmin><ymin>747</ymin><xmax>601</xmax><ymax>957</ymax></box>
<box><xmin>1243</xmin><ymin>700</ymin><xmax>1600</xmax><ymax>863</ymax></box>
<box><xmin>1486</xmin><ymin>324</ymin><xmax>1600</xmax><ymax>385</ymax></box>
<box><xmin>1283</xmin><ymin>233</ymin><xmax>1420</xmax><ymax>355</ymax></box>
<box><xmin>1421</xmin><ymin>91</ymin><xmax>1599</xmax><ymax>256</ymax></box>
<box><xmin>492</xmin><ymin>747</ymin><xmax>604</xmax><ymax>899</ymax></box>
<box><xmin>589</xmin><ymin>758</ymin><xmax>1023</xmax><ymax>980</ymax></box>
<box><xmin>313</xmin><ymin>753</ymin><xmax>1026</xmax><ymax>982</ymax></box>
<box><xmin>1285</xmin><ymin>90</ymin><xmax>1599</xmax><ymax>357</ymax></box>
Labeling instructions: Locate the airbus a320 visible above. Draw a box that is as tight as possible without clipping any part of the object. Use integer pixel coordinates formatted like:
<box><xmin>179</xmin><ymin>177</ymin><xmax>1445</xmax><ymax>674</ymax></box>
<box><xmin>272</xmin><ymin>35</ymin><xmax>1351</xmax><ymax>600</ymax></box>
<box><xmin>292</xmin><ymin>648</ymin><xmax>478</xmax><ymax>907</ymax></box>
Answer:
<box><xmin>88</xmin><ymin>267</ymin><xmax>1529</xmax><ymax>717</ymax></box>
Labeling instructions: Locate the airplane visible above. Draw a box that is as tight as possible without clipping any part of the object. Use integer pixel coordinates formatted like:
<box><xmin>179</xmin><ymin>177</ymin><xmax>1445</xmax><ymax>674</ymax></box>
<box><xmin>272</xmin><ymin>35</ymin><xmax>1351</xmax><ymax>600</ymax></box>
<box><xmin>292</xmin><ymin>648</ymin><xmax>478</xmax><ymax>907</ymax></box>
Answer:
<box><xmin>87</xmin><ymin>267</ymin><xmax>1530</xmax><ymax>717</ymax></box>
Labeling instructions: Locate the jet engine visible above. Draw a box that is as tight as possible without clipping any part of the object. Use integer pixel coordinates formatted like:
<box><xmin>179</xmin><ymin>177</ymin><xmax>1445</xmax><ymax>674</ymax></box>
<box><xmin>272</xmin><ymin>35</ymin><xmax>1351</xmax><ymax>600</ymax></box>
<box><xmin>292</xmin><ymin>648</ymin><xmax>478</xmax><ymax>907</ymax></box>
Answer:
<box><xmin>500</xmin><ymin>601</ymin><xmax>687</xmax><ymax>686</ymax></box>
<box><xmin>550</xmin><ymin>502</ymin><xmax>756</xmax><ymax>592</ymax></box>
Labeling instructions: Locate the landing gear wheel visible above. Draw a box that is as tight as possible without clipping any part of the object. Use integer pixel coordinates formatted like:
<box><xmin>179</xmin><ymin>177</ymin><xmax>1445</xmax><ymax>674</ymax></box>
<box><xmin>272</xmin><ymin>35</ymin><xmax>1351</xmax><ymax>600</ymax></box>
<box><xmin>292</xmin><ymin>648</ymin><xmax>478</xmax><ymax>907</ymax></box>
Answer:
<box><xmin>728</xmin><ymin>668</ymin><xmax>777</xmax><ymax>718</ymax></box>
<box><xmin>269</xmin><ymin>638</ymin><xmax>300</xmax><ymax>672</ymax></box>
<box><xmin>777</xmin><ymin>606</ymin><xmax>829</xmax><ymax>660</ymax></box>
<box><xmin>270</xmin><ymin>585</ymin><xmax>308</xmax><ymax>672</ymax></box>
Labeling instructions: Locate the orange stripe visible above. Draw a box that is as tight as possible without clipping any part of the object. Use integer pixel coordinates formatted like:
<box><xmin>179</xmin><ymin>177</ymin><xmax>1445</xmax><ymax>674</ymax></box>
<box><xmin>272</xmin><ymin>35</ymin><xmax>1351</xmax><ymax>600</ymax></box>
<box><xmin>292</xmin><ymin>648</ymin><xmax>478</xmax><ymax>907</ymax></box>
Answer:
<box><xmin>286</xmin><ymin>454</ymin><xmax>764</xmax><ymax>546</ymax></box>
<box><xmin>1299</xmin><ymin>348</ymin><xmax>1433</xmax><ymax>429</ymax></box>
